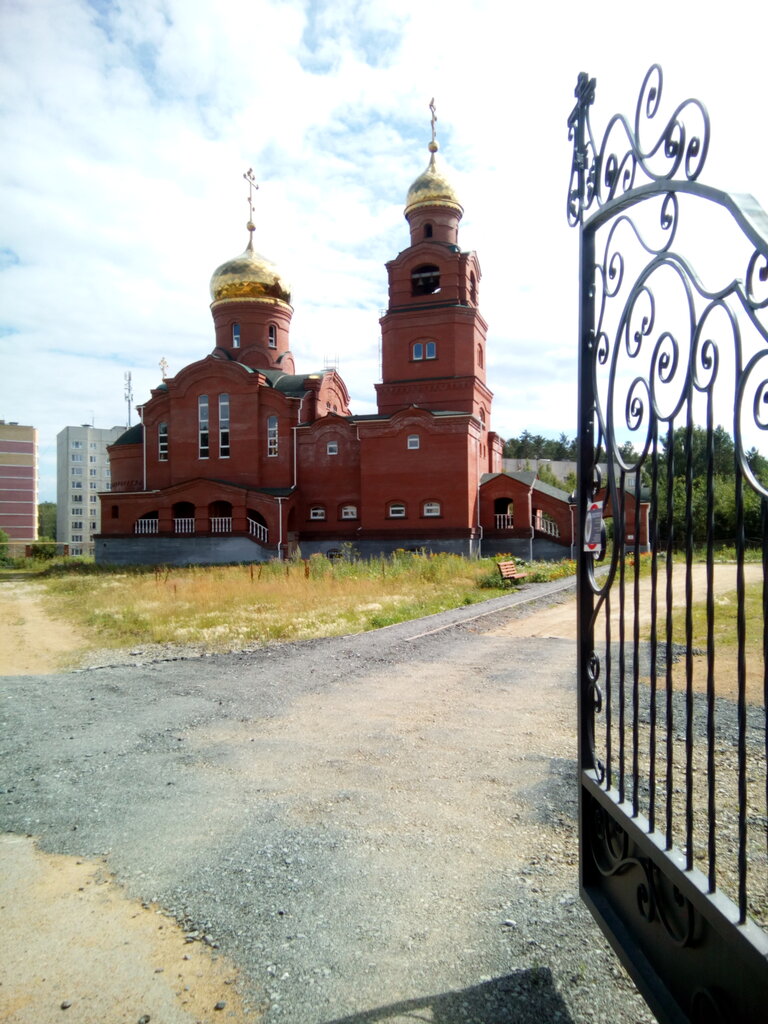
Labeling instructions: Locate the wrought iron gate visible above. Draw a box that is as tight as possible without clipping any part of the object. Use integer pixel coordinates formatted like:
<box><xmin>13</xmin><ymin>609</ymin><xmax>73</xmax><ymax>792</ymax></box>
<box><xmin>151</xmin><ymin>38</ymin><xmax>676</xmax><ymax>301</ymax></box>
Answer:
<box><xmin>568</xmin><ymin>67</ymin><xmax>768</xmax><ymax>1023</ymax></box>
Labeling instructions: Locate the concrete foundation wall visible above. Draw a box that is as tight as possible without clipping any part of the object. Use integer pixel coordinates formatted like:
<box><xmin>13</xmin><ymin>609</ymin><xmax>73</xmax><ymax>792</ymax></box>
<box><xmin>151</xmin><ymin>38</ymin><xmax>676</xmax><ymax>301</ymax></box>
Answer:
<box><xmin>297</xmin><ymin>536</ymin><xmax>479</xmax><ymax>559</ymax></box>
<box><xmin>95</xmin><ymin>536</ymin><xmax>276</xmax><ymax>566</ymax></box>
<box><xmin>479</xmin><ymin>537</ymin><xmax>574</xmax><ymax>561</ymax></box>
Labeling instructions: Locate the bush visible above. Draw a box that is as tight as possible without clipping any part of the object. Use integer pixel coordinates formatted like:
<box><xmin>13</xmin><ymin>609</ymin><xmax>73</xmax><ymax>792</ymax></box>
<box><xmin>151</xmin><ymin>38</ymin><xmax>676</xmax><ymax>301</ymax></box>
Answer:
<box><xmin>27</xmin><ymin>537</ymin><xmax>58</xmax><ymax>560</ymax></box>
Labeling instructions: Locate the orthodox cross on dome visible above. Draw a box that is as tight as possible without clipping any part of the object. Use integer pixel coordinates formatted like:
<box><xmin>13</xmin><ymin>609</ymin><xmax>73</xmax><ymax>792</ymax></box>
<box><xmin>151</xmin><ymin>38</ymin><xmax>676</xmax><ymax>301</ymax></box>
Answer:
<box><xmin>243</xmin><ymin>167</ymin><xmax>259</xmax><ymax>240</ymax></box>
<box><xmin>159</xmin><ymin>357</ymin><xmax>169</xmax><ymax>378</ymax></box>
<box><xmin>429</xmin><ymin>98</ymin><xmax>438</xmax><ymax>151</ymax></box>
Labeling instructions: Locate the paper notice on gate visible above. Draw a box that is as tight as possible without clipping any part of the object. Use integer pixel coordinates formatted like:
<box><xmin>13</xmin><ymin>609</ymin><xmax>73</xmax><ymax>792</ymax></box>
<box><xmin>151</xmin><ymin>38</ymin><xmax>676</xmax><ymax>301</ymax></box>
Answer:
<box><xmin>584</xmin><ymin>501</ymin><xmax>603</xmax><ymax>553</ymax></box>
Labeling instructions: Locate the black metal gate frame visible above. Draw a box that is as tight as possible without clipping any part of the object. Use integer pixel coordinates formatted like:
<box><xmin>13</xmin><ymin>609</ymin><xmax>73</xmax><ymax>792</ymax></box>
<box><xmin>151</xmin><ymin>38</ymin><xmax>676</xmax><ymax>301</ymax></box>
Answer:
<box><xmin>568</xmin><ymin>67</ymin><xmax>768</xmax><ymax>1023</ymax></box>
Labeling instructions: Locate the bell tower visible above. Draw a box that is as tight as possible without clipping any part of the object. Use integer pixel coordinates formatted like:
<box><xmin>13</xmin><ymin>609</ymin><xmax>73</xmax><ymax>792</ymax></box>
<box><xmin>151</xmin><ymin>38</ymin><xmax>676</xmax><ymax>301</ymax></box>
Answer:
<box><xmin>375</xmin><ymin>102</ymin><xmax>492</xmax><ymax>427</ymax></box>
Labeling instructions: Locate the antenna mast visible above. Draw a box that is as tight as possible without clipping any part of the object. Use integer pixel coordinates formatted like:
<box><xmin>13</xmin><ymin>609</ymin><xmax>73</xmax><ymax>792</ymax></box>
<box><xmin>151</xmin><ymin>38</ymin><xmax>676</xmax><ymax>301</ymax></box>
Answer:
<box><xmin>124</xmin><ymin>371</ymin><xmax>134</xmax><ymax>428</ymax></box>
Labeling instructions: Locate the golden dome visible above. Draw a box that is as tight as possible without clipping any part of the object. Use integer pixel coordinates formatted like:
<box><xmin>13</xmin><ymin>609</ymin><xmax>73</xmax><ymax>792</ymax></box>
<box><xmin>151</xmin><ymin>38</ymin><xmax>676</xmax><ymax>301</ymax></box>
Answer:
<box><xmin>209</xmin><ymin>231</ymin><xmax>291</xmax><ymax>305</ymax></box>
<box><xmin>405</xmin><ymin>141</ymin><xmax>463</xmax><ymax>217</ymax></box>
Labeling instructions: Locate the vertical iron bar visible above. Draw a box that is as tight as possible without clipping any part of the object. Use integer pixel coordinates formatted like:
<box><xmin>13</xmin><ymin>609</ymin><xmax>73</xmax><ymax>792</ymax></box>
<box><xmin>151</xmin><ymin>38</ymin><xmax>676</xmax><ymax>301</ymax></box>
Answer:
<box><xmin>665</xmin><ymin>420</ymin><xmax>676</xmax><ymax>850</ymax></box>
<box><xmin>763</xmin><ymin>497</ymin><xmax>768</xmax><ymax>877</ymax></box>
<box><xmin>619</xmin><ymin>484</ymin><xmax>627</xmax><ymax>803</ymax></box>
<box><xmin>735</xmin><ymin>445</ymin><xmax>748</xmax><ymax>922</ymax></box>
<box><xmin>705</xmin><ymin>396</ymin><xmax>716</xmax><ymax>892</ymax></box>
<box><xmin>684</xmin><ymin>413</ymin><xmax>695</xmax><ymax>872</ymax></box>
<box><xmin>632</xmin><ymin>466</ymin><xmax>642</xmax><ymax>817</ymax></box>
<box><xmin>649</xmin><ymin>424</ymin><xmax>659</xmax><ymax>834</ymax></box>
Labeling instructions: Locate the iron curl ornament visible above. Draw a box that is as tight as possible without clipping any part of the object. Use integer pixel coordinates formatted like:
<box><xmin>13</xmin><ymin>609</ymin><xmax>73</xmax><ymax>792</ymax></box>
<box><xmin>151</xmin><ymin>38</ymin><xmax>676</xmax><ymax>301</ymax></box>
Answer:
<box><xmin>567</xmin><ymin>64</ymin><xmax>710</xmax><ymax>226</ymax></box>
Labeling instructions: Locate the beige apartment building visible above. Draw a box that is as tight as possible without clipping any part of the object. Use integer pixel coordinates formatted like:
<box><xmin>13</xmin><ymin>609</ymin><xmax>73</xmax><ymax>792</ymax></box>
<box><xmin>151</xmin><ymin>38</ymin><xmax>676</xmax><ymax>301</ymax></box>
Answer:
<box><xmin>0</xmin><ymin>420</ymin><xmax>38</xmax><ymax>542</ymax></box>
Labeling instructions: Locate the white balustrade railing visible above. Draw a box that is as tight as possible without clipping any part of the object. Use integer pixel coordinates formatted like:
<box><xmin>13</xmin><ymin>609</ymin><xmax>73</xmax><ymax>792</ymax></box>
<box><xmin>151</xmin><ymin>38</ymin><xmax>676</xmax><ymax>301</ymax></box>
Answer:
<box><xmin>535</xmin><ymin>516</ymin><xmax>560</xmax><ymax>538</ymax></box>
<box><xmin>210</xmin><ymin>517</ymin><xmax>232</xmax><ymax>533</ymax></box>
<box><xmin>247</xmin><ymin>517</ymin><xmax>268</xmax><ymax>543</ymax></box>
<box><xmin>174</xmin><ymin>517</ymin><xmax>195</xmax><ymax>534</ymax></box>
<box><xmin>134</xmin><ymin>518</ymin><xmax>159</xmax><ymax>535</ymax></box>
<box><xmin>494</xmin><ymin>513</ymin><xmax>514</xmax><ymax>530</ymax></box>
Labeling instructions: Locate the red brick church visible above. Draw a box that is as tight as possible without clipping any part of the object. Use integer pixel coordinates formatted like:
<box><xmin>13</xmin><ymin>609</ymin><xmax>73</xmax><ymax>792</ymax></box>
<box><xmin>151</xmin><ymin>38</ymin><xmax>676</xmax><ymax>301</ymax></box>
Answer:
<box><xmin>97</xmin><ymin>120</ymin><xmax>582</xmax><ymax>565</ymax></box>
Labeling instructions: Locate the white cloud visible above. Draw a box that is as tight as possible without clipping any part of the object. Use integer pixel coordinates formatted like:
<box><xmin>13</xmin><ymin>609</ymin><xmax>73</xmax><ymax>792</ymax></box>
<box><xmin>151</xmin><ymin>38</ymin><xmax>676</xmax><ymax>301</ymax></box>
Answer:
<box><xmin>1</xmin><ymin>0</ymin><xmax>767</xmax><ymax>501</ymax></box>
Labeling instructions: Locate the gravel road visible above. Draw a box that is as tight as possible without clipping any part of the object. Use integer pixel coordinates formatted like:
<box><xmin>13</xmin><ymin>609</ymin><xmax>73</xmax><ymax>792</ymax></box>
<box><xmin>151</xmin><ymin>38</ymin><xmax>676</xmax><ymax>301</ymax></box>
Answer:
<box><xmin>1</xmin><ymin>579</ymin><xmax>656</xmax><ymax>1023</ymax></box>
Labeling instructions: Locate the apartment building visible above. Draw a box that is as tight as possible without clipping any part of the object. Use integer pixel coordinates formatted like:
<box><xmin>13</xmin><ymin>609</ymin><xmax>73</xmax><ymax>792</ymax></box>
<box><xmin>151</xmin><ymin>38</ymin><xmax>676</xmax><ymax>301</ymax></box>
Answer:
<box><xmin>57</xmin><ymin>425</ymin><xmax>124</xmax><ymax>555</ymax></box>
<box><xmin>0</xmin><ymin>420</ymin><xmax>38</xmax><ymax>542</ymax></box>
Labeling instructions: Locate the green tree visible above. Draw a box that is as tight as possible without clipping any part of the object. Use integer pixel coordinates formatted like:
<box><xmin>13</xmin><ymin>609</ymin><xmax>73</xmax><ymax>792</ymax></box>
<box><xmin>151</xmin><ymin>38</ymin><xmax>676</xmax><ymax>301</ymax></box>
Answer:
<box><xmin>38</xmin><ymin>501</ymin><xmax>56</xmax><ymax>539</ymax></box>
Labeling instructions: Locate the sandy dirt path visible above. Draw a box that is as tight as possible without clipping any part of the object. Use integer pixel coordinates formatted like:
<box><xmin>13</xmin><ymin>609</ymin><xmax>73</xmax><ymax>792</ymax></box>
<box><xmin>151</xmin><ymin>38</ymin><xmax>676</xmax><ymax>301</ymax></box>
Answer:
<box><xmin>0</xmin><ymin>576</ymin><xmax>86</xmax><ymax>675</ymax></box>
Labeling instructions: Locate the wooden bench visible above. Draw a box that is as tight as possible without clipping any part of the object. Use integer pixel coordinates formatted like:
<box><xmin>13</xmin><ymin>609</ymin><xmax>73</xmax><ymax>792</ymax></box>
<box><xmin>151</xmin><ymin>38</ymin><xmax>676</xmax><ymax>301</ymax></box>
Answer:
<box><xmin>497</xmin><ymin>559</ymin><xmax>528</xmax><ymax>583</ymax></box>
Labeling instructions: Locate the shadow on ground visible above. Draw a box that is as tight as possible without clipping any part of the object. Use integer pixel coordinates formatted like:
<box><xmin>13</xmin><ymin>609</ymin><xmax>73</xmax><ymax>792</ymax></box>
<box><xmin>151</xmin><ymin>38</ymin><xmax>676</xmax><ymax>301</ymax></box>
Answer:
<box><xmin>322</xmin><ymin>968</ymin><xmax>574</xmax><ymax>1023</ymax></box>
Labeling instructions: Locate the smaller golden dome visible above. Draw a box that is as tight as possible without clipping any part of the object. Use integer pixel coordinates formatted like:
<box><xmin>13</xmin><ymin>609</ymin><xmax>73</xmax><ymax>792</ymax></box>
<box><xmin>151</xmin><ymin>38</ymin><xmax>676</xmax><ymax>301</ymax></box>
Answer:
<box><xmin>210</xmin><ymin>233</ymin><xmax>291</xmax><ymax>305</ymax></box>
<box><xmin>405</xmin><ymin>141</ymin><xmax>463</xmax><ymax>217</ymax></box>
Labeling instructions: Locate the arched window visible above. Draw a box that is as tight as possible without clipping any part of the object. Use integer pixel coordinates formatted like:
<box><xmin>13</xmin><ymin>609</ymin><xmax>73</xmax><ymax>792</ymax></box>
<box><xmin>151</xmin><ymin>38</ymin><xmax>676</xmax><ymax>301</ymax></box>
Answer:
<box><xmin>158</xmin><ymin>422</ymin><xmax>168</xmax><ymax>461</ymax></box>
<box><xmin>340</xmin><ymin>504</ymin><xmax>357</xmax><ymax>520</ymax></box>
<box><xmin>218</xmin><ymin>394</ymin><xmax>230</xmax><ymax>457</ymax></box>
<box><xmin>198</xmin><ymin>396</ymin><xmax>209</xmax><ymax>458</ymax></box>
<box><xmin>412</xmin><ymin>342</ymin><xmax>423</xmax><ymax>361</ymax></box>
<box><xmin>411</xmin><ymin>264</ymin><xmax>440</xmax><ymax>296</ymax></box>
<box><xmin>232</xmin><ymin>323</ymin><xmax>240</xmax><ymax>347</ymax></box>
<box><xmin>424</xmin><ymin>223</ymin><xmax>433</xmax><ymax>238</ymax></box>
<box><xmin>327</xmin><ymin>441</ymin><xmax>338</xmax><ymax>455</ymax></box>
<box><xmin>477</xmin><ymin>344</ymin><xmax>484</xmax><ymax>369</ymax></box>
<box><xmin>425</xmin><ymin>341</ymin><xmax>436</xmax><ymax>360</ymax></box>
<box><xmin>268</xmin><ymin>324</ymin><xmax>277</xmax><ymax>348</ymax></box>
<box><xmin>267</xmin><ymin>415</ymin><xmax>278</xmax><ymax>457</ymax></box>
<box><xmin>423</xmin><ymin>501</ymin><xmax>441</xmax><ymax>517</ymax></box>
<box><xmin>469</xmin><ymin>272</ymin><xmax>477</xmax><ymax>304</ymax></box>
<box><xmin>388</xmin><ymin>502</ymin><xmax>406</xmax><ymax>519</ymax></box>
<box><xmin>310</xmin><ymin>506</ymin><xmax>326</xmax><ymax>521</ymax></box>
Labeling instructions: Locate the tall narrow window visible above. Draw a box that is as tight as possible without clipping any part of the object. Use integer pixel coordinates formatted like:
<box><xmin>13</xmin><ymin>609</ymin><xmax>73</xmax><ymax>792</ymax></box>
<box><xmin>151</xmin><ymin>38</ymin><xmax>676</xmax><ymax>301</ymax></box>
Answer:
<box><xmin>198</xmin><ymin>396</ymin><xmax>209</xmax><ymax>458</ymax></box>
<box><xmin>267</xmin><ymin>415</ymin><xmax>278</xmax><ymax>457</ymax></box>
<box><xmin>425</xmin><ymin>341</ymin><xmax>436</xmax><ymax>360</ymax></box>
<box><xmin>158</xmin><ymin>422</ymin><xmax>168</xmax><ymax>461</ymax></box>
<box><xmin>412</xmin><ymin>343</ymin><xmax>423</xmax><ymax>361</ymax></box>
<box><xmin>232</xmin><ymin>323</ymin><xmax>240</xmax><ymax>348</ymax></box>
<box><xmin>219</xmin><ymin>394</ymin><xmax>230</xmax><ymax>458</ymax></box>
<box><xmin>268</xmin><ymin>324</ymin><xmax>277</xmax><ymax>348</ymax></box>
<box><xmin>424</xmin><ymin>223</ymin><xmax>433</xmax><ymax>238</ymax></box>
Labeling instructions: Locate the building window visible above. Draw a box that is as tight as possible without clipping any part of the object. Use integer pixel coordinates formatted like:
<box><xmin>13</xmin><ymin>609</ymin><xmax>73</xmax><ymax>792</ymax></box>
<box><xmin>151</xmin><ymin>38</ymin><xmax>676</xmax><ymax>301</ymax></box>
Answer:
<box><xmin>70</xmin><ymin>508</ymin><xmax>82</xmax><ymax>515</ymax></box>
<box><xmin>90</xmin><ymin>495</ymin><xmax>98</xmax><ymax>503</ymax></box>
<box><xmin>72</xmin><ymin>481</ymin><xmax>83</xmax><ymax>489</ymax></box>
<box><xmin>71</xmin><ymin>441</ymin><xmax>83</xmax><ymax>449</ymax></box>
<box><xmin>232</xmin><ymin>323</ymin><xmax>240</xmax><ymax>348</ymax></box>
<box><xmin>219</xmin><ymin>394</ymin><xmax>230</xmax><ymax>458</ymax></box>
<box><xmin>407</xmin><ymin>435</ymin><xmax>420</xmax><ymax>450</ymax></box>
<box><xmin>71</xmin><ymin>467</ymin><xmax>82</xmax><ymax>475</ymax></box>
<box><xmin>71</xmin><ymin>520</ymin><xmax>83</xmax><ymax>529</ymax></box>
<box><xmin>310</xmin><ymin>506</ymin><xmax>326</xmax><ymax>520</ymax></box>
<box><xmin>71</xmin><ymin>454</ymin><xmax>83</xmax><ymax>462</ymax></box>
<box><xmin>412</xmin><ymin>342</ymin><xmax>423</xmax><ymax>361</ymax></box>
<box><xmin>103</xmin><ymin>482</ymin><xmax>111</xmax><ymax>491</ymax></box>
<box><xmin>425</xmin><ymin>341</ymin><xmax>436</xmax><ymax>360</ymax></box>
<box><xmin>89</xmin><ymin>482</ymin><xmax>97</xmax><ymax>490</ymax></box>
<box><xmin>326</xmin><ymin>441</ymin><xmax>338</xmax><ymax>455</ymax></box>
<box><xmin>89</xmin><ymin>468</ymin><xmax>97</xmax><ymax>476</ymax></box>
<box><xmin>89</xmin><ymin>442</ymin><xmax>98</xmax><ymax>450</ymax></box>
<box><xmin>111</xmin><ymin>506</ymin><xmax>119</xmax><ymax>519</ymax></box>
<box><xmin>267</xmin><ymin>415</ymin><xmax>278</xmax><ymax>457</ymax></box>
<box><xmin>89</xmin><ymin>455</ymin><xmax>97</xmax><ymax>463</ymax></box>
<box><xmin>423</xmin><ymin>501</ymin><xmax>441</xmax><ymax>517</ymax></box>
<box><xmin>268</xmin><ymin>324</ymin><xmax>277</xmax><ymax>348</ymax></box>
<box><xmin>424</xmin><ymin>223</ymin><xmax>433</xmax><ymax>238</ymax></box>
<box><xmin>469</xmin><ymin>272</ymin><xmax>477</xmax><ymax>304</ymax></box>
<box><xmin>340</xmin><ymin>505</ymin><xmax>357</xmax><ymax>520</ymax></box>
<box><xmin>89</xmin><ymin>508</ymin><xmax>97</xmax><ymax>516</ymax></box>
<box><xmin>71</xmin><ymin>534</ymin><xmax>82</xmax><ymax>542</ymax></box>
<box><xmin>72</xmin><ymin>495</ymin><xmax>83</xmax><ymax>503</ymax></box>
<box><xmin>158</xmin><ymin>421</ymin><xmax>169</xmax><ymax>461</ymax></box>
<box><xmin>477</xmin><ymin>344</ymin><xmax>483</xmax><ymax>369</ymax></box>
<box><xmin>90</xmin><ymin>522</ymin><xmax>97</xmax><ymax>531</ymax></box>
<box><xmin>411</xmin><ymin>264</ymin><xmax>440</xmax><ymax>295</ymax></box>
<box><xmin>388</xmin><ymin>502</ymin><xmax>406</xmax><ymax>518</ymax></box>
<box><xmin>198</xmin><ymin>395</ymin><xmax>209</xmax><ymax>458</ymax></box>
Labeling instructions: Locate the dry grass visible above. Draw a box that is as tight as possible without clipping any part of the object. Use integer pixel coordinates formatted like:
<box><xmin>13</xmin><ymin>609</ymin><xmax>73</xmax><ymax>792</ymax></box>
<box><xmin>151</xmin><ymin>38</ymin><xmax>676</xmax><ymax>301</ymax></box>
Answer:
<box><xmin>35</xmin><ymin>554</ymin><xmax>571</xmax><ymax>654</ymax></box>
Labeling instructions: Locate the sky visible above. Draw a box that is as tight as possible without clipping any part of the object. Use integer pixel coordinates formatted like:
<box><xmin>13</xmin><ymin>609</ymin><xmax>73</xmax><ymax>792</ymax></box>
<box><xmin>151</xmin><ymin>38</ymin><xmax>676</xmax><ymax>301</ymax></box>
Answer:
<box><xmin>2</xmin><ymin>0</ymin><xmax>768</xmax><ymax>502</ymax></box>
